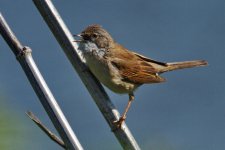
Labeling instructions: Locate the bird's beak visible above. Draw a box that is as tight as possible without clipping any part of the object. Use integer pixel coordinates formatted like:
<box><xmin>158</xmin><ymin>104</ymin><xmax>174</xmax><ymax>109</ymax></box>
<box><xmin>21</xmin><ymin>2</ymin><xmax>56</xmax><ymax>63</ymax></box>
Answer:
<box><xmin>73</xmin><ymin>34</ymin><xmax>83</xmax><ymax>42</ymax></box>
<box><xmin>73</xmin><ymin>34</ymin><xmax>82</xmax><ymax>38</ymax></box>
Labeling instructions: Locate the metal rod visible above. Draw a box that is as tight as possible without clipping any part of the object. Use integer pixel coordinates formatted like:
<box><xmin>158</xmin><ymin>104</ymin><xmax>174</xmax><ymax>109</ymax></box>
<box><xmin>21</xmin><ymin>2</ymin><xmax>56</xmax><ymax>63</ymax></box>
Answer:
<box><xmin>0</xmin><ymin>13</ymin><xmax>83</xmax><ymax>150</ymax></box>
<box><xmin>32</xmin><ymin>0</ymin><xmax>141</xmax><ymax>149</ymax></box>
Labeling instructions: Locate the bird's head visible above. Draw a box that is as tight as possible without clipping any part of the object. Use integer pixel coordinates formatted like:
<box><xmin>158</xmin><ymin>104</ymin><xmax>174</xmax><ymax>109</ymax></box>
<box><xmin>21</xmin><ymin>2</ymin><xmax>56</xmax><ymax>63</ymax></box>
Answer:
<box><xmin>74</xmin><ymin>24</ymin><xmax>114</xmax><ymax>49</ymax></box>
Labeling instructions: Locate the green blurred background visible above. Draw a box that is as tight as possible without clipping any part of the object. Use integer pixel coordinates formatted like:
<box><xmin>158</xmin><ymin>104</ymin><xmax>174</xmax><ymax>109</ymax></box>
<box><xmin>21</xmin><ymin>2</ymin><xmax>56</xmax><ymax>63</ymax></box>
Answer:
<box><xmin>0</xmin><ymin>0</ymin><xmax>225</xmax><ymax>149</ymax></box>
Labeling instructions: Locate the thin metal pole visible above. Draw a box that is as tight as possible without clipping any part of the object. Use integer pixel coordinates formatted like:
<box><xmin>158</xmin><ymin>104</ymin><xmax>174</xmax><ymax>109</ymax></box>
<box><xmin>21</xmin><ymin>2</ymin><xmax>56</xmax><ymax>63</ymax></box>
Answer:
<box><xmin>32</xmin><ymin>0</ymin><xmax>141</xmax><ymax>149</ymax></box>
<box><xmin>0</xmin><ymin>13</ymin><xmax>83</xmax><ymax>150</ymax></box>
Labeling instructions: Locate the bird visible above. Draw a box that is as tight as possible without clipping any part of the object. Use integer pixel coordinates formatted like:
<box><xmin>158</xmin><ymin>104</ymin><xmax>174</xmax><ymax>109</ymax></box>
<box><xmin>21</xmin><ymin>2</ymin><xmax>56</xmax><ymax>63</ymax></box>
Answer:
<box><xmin>73</xmin><ymin>24</ymin><xmax>207</xmax><ymax>128</ymax></box>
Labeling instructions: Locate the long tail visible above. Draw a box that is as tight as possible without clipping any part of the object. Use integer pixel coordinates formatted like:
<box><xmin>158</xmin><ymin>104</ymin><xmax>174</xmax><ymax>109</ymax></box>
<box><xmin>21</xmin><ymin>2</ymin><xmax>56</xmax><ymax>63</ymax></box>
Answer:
<box><xmin>159</xmin><ymin>60</ymin><xmax>208</xmax><ymax>73</ymax></box>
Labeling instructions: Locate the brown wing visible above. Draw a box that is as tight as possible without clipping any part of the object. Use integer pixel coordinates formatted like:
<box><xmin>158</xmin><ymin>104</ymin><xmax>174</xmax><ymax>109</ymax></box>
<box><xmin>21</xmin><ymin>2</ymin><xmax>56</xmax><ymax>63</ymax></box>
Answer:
<box><xmin>109</xmin><ymin>45</ymin><xmax>166</xmax><ymax>84</ymax></box>
<box><xmin>132</xmin><ymin>52</ymin><xmax>168</xmax><ymax>66</ymax></box>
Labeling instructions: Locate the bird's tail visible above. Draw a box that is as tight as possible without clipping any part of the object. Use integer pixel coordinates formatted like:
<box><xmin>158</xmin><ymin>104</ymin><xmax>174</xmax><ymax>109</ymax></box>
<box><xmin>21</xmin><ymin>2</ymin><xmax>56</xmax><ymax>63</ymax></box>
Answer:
<box><xmin>159</xmin><ymin>60</ymin><xmax>208</xmax><ymax>73</ymax></box>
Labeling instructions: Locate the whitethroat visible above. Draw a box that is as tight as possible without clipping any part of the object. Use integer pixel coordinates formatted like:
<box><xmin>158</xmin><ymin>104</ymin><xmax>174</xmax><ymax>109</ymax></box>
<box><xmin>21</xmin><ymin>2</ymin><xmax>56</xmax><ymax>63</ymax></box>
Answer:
<box><xmin>74</xmin><ymin>24</ymin><xmax>207</xmax><ymax>128</ymax></box>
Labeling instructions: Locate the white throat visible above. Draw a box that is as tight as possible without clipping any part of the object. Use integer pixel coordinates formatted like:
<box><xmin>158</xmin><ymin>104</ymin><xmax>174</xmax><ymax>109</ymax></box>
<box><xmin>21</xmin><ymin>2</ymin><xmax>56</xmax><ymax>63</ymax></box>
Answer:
<box><xmin>78</xmin><ymin>41</ymin><xmax>107</xmax><ymax>62</ymax></box>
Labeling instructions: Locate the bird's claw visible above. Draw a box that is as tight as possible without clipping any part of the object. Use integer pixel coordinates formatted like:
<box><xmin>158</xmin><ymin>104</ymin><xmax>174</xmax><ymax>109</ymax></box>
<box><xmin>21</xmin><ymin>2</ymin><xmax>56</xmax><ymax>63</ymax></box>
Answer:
<box><xmin>112</xmin><ymin>116</ymin><xmax>126</xmax><ymax>131</ymax></box>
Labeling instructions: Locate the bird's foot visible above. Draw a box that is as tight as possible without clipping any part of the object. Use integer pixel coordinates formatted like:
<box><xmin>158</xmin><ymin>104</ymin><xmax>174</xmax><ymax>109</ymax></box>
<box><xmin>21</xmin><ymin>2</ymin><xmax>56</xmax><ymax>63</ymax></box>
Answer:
<box><xmin>112</xmin><ymin>116</ymin><xmax>126</xmax><ymax>131</ymax></box>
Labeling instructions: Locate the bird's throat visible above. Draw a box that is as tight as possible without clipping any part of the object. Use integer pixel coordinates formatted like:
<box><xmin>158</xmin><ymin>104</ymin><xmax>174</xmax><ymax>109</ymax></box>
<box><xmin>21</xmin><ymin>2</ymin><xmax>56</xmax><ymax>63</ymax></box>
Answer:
<box><xmin>78</xmin><ymin>41</ymin><xmax>107</xmax><ymax>59</ymax></box>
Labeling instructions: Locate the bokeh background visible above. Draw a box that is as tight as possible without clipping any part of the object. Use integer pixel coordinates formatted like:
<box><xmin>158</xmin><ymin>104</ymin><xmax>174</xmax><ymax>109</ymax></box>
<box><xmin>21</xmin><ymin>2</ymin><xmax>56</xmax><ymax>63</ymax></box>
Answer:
<box><xmin>0</xmin><ymin>0</ymin><xmax>224</xmax><ymax>149</ymax></box>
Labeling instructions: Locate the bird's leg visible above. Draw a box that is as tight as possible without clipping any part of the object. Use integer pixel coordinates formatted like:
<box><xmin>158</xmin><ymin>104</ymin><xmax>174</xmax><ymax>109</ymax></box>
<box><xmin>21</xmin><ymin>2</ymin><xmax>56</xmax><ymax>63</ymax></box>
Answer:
<box><xmin>113</xmin><ymin>93</ymin><xmax>134</xmax><ymax>129</ymax></box>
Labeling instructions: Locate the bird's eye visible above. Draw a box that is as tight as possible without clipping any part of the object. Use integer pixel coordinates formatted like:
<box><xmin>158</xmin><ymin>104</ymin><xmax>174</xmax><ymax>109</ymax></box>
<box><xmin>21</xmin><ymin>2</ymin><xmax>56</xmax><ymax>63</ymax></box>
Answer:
<box><xmin>93</xmin><ymin>33</ymin><xmax>98</xmax><ymax>38</ymax></box>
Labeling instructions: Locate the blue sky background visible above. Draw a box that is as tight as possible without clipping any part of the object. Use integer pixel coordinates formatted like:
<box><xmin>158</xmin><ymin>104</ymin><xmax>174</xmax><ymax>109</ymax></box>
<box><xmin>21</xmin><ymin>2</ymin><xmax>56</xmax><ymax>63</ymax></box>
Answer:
<box><xmin>0</xmin><ymin>0</ymin><xmax>225</xmax><ymax>149</ymax></box>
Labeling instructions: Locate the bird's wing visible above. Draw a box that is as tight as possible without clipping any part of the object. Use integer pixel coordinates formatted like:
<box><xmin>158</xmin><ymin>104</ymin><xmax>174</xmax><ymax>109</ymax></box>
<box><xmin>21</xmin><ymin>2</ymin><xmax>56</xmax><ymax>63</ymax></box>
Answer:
<box><xmin>132</xmin><ymin>52</ymin><xmax>168</xmax><ymax>66</ymax></box>
<box><xmin>108</xmin><ymin>44</ymin><xmax>166</xmax><ymax>84</ymax></box>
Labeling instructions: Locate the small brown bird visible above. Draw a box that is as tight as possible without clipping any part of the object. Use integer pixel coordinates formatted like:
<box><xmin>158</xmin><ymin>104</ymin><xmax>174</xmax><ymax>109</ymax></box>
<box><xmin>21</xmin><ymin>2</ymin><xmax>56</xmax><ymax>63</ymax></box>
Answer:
<box><xmin>74</xmin><ymin>24</ymin><xmax>207</xmax><ymax>128</ymax></box>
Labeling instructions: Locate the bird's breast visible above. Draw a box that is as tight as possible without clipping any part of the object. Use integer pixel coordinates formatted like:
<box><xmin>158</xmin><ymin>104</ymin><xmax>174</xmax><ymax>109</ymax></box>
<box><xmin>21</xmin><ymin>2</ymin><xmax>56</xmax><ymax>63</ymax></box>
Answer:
<box><xmin>79</xmin><ymin>42</ymin><xmax>138</xmax><ymax>94</ymax></box>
